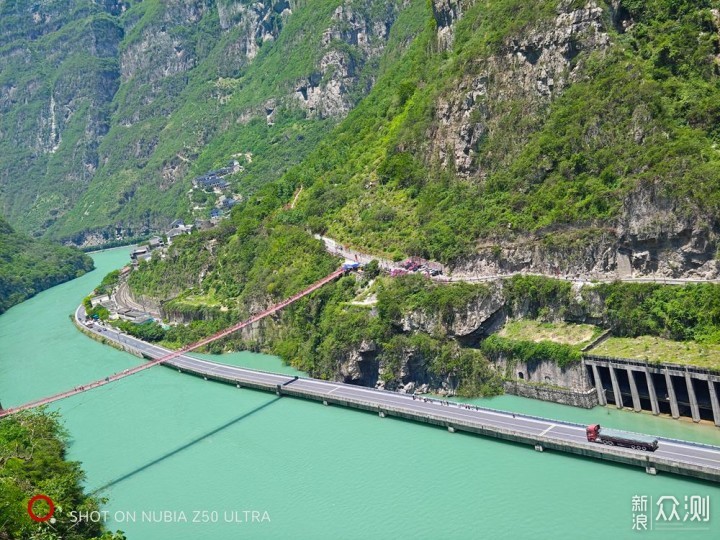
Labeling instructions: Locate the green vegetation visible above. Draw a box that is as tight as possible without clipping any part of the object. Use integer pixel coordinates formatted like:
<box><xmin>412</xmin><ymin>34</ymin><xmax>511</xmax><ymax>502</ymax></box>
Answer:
<box><xmin>0</xmin><ymin>0</ymin><xmax>425</xmax><ymax>240</ymax></box>
<box><xmin>596</xmin><ymin>282</ymin><xmax>720</xmax><ymax>344</ymax></box>
<box><xmin>481</xmin><ymin>335</ymin><xmax>582</xmax><ymax>369</ymax></box>
<box><xmin>503</xmin><ymin>276</ymin><xmax>574</xmax><ymax>320</ymax></box>
<box><xmin>592</xmin><ymin>335</ymin><xmax>720</xmax><ymax>370</ymax></box>
<box><xmin>0</xmin><ymin>216</ymin><xmax>94</xmax><ymax>314</ymax></box>
<box><xmin>111</xmin><ymin>319</ymin><xmax>166</xmax><ymax>342</ymax></box>
<box><xmin>93</xmin><ymin>270</ymin><xmax>121</xmax><ymax>296</ymax></box>
<box><xmin>79</xmin><ymin>0</ymin><xmax>720</xmax><ymax>390</ymax></box>
<box><xmin>376</xmin><ymin>273</ymin><xmax>488</xmax><ymax>325</ymax></box>
<box><xmin>499</xmin><ymin>319</ymin><xmax>601</xmax><ymax>347</ymax></box>
<box><xmin>83</xmin><ymin>296</ymin><xmax>110</xmax><ymax>322</ymax></box>
<box><xmin>277</xmin><ymin>0</ymin><xmax>720</xmax><ymax>263</ymax></box>
<box><xmin>269</xmin><ymin>274</ymin><xmax>502</xmax><ymax>396</ymax></box>
<box><xmin>0</xmin><ymin>409</ymin><xmax>124</xmax><ymax>540</ymax></box>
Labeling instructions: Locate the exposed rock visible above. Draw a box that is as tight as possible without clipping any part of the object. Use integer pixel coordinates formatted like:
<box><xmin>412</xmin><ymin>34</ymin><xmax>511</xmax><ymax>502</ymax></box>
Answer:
<box><xmin>293</xmin><ymin>0</ymin><xmax>400</xmax><ymax>118</ymax></box>
<box><xmin>431</xmin><ymin>0</ymin><xmax>471</xmax><ymax>51</ymax></box>
<box><xmin>338</xmin><ymin>339</ymin><xmax>380</xmax><ymax>386</ymax></box>
<box><xmin>451</xmin><ymin>182</ymin><xmax>720</xmax><ymax>281</ymax></box>
<box><xmin>428</xmin><ymin>1</ymin><xmax>610</xmax><ymax>176</ymax></box>
<box><xmin>216</xmin><ymin>0</ymin><xmax>293</xmax><ymax>64</ymax></box>
<box><xmin>401</xmin><ymin>284</ymin><xmax>505</xmax><ymax>339</ymax></box>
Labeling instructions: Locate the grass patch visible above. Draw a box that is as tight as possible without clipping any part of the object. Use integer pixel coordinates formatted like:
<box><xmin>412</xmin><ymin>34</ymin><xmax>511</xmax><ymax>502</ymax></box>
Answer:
<box><xmin>592</xmin><ymin>336</ymin><xmax>720</xmax><ymax>370</ymax></box>
<box><xmin>498</xmin><ymin>319</ymin><xmax>602</xmax><ymax>347</ymax></box>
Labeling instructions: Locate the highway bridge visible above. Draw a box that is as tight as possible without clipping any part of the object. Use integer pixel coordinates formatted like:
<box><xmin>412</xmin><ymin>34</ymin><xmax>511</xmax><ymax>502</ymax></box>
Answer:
<box><xmin>76</xmin><ymin>307</ymin><xmax>720</xmax><ymax>483</ymax></box>
<box><xmin>1</xmin><ymin>263</ymin><xmax>718</xmax><ymax>482</ymax></box>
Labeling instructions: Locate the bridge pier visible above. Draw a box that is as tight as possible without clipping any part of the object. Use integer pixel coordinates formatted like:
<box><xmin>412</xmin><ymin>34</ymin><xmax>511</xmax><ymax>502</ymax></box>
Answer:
<box><xmin>591</xmin><ymin>364</ymin><xmax>607</xmax><ymax>406</ymax></box>
<box><xmin>627</xmin><ymin>368</ymin><xmax>641</xmax><ymax>412</ymax></box>
<box><xmin>664</xmin><ymin>369</ymin><xmax>680</xmax><ymax>419</ymax></box>
<box><xmin>709</xmin><ymin>380</ymin><xmax>720</xmax><ymax>428</ymax></box>
<box><xmin>609</xmin><ymin>365</ymin><xmax>624</xmax><ymax>409</ymax></box>
<box><xmin>645</xmin><ymin>368</ymin><xmax>660</xmax><ymax>416</ymax></box>
<box><xmin>685</xmin><ymin>372</ymin><xmax>701</xmax><ymax>423</ymax></box>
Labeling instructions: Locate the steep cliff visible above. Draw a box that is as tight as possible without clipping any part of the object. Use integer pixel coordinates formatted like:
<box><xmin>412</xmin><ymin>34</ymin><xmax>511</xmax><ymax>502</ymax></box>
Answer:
<box><xmin>0</xmin><ymin>0</ymin><xmax>123</xmax><ymax>236</ymax></box>
<box><xmin>0</xmin><ymin>0</ymin><xmax>423</xmax><ymax>243</ymax></box>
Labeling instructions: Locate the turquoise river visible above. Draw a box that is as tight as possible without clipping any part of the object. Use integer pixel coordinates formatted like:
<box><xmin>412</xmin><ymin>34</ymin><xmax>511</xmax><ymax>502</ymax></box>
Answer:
<box><xmin>1</xmin><ymin>247</ymin><xmax>719</xmax><ymax>539</ymax></box>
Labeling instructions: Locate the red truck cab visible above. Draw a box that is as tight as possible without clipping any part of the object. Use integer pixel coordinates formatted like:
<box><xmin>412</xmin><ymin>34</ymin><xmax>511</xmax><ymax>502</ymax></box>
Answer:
<box><xmin>586</xmin><ymin>424</ymin><xmax>600</xmax><ymax>442</ymax></box>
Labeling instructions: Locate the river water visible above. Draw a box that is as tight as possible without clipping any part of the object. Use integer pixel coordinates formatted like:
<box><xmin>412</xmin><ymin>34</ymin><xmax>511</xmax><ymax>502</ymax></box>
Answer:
<box><xmin>1</xmin><ymin>247</ymin><xmax>718</xmax><ymax>539</ymax></box>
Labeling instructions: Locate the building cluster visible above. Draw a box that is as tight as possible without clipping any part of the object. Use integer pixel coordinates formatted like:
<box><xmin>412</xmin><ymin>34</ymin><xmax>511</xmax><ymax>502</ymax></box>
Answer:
<box><xmin>130</xmin><ymin>234</ymin><xmax>168</xmax><ymax>265</ymax></box>
<box><xmin>166</xmin><ymin>220</ymin><xmax>194</xmax><ymax>245</ymax></box>
<box><xmin>189</xmin><ymin>160</ymin><xmax>243</xmax><ymax>221</ymax></box>
<box><xmin>191</xmin><ymin>160</ymin><xmax>240</xmax><ymax>192</ymax></box>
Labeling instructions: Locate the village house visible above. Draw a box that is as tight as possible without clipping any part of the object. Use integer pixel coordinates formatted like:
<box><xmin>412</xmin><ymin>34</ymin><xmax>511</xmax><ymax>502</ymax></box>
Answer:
<box><xmin>148</xmin><ymin>236</ymin><xmax>164</xmax><ymax>249</ymax></box>
<box><xmin>166</xmin><ymin>223</ymin><xmax>193</xmax><ymax>245</ymax></box>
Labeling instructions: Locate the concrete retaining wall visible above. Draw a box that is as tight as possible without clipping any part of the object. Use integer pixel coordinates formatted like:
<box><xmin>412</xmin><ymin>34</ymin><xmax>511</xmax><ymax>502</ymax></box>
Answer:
<box><xmin>504</xmin><ymin>381</ymin><xmax>598</xmax><ymax>409</ymax></box>
<box><xmin>493</xmin><ymin>356</ymin><xmax>592</xmax><ymax>391</ymax></box>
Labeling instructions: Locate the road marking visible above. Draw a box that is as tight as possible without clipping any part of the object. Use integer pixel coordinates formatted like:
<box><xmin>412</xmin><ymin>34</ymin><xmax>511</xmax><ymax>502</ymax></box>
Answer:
<box><xmin>540</xmin><ymin>424</ymin><xmax>555</xmax><ymax>436</ymax></box>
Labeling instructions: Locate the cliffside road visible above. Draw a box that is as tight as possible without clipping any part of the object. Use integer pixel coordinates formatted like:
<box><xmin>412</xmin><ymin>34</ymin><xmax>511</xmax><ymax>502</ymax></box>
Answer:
<box><xmin>73</xmin><ymin>304</ymin><xmax>720</xmax><ymax>482</ymax></box>
<box><xmin>315</xmin><ymin>234</ymin><xmax>720</xmax><ymax>286</ymax></box>
<box><xmin>315</xmin><ymin>234</ymin><xmax>396</xmax><ymax>271</ymax></box>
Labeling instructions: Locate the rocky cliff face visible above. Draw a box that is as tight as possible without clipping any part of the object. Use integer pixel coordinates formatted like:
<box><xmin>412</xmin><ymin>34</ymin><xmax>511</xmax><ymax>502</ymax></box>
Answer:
<box><xmin>293</xmin><ymin>1</ymin><xmax>401</xmax><ymax>118</ymax></box>
<box><xmin>431</xmin><ymin>0</ymin><xmax>468</xmax><ymax>51</ymax></box>
<box><xmin>0</xmin><ymin>0</ymin><xmax>123</xmax><ymax>234</ymax></box>
<box><xmin>429</xmin><ymin>1</ymin><xmax>610</xmax><ymax>176</ymax></box>
<box><xmin>450</xmin><ymin>181</ymin><xmax>720</xmax><ymax>281</ymax></box>
<box><xmin>400</xmin><ymin>284</ymin><xmax>505</xmax><ymax>340</ymax></box>
<box><xmin>422</xmin><ymin>0</ymin><xmax>720</xmax><ymax>281</ymax></box>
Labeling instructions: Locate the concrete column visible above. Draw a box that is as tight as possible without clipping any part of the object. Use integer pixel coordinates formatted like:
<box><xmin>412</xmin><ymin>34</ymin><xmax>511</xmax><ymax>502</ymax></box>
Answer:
<box><xmin>685</xmin><ymin>372</ymin><xmax>701</xmax><ymax>423</ymax></box>
<box><xmin>708</xmin><ymin>379</ymin><xmax>720</xmax><ymax>428</ymax></box>
<box><xmin>645</xmin><ymin>368</ymin><xmax>660</xmax><ymax>416</ymax></box>
<box><xmin>591</xmin><ymin>364</ymin><xmax>606</xmax><ymax>406</ymax></box>
<box><xmin>627</xmin><ymin>368</ymin><xmax>642</xmax><ymax>412</ymax></box>
<box><xmin>609</xmin><ymin>365</ymin><xmax>624</xmax><ymax>409</ymax></box>
<box><xmin>665</xmin><ymin>369</ymin><xmax>680</xmax><ymax>419</ymax></box>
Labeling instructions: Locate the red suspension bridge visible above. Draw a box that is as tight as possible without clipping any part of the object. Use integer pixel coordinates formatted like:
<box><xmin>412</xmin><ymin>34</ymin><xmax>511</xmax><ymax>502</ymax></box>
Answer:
<box><xmin>0</xmin><ymin>267</ymin><xmax>346</xmax><ymax>419</ymax></box>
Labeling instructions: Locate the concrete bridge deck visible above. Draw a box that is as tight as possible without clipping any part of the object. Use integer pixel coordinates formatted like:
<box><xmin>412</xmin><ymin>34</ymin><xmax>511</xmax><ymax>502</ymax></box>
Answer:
<box><xmin>78</xmin><ymin>308</ymin><xmax>720</xmax><ymax>484</ymax></box>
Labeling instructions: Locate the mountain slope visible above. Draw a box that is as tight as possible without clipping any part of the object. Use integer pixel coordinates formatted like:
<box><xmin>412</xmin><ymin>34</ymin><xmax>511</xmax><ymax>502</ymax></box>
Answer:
<box><xmin>287</xmin><ymin>0</ymin><xmax>720</xmax><ymax>277</ymax></box>
<box><xmin>122</xmin><ymin>0</ymin><xmax>720</xmax><ymax>389</ymax></box>
<box><xmin>0</xmin><ymin>0</ymin><xmax>424</xmax><ymax>244</ymax></box>
<box><xmin>129</xmin><ymin>0</ymin><xmax>720</xmax><ymax>315</ymax></box>
<box><xmin>0</xmin><ymin>215</ymin><xmax>93</xmax><ymax>313</ymax></box>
